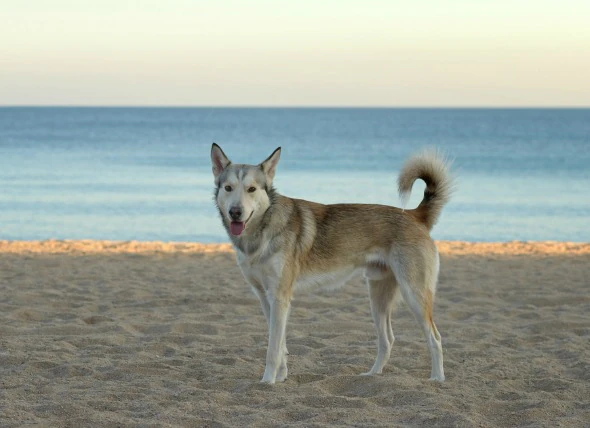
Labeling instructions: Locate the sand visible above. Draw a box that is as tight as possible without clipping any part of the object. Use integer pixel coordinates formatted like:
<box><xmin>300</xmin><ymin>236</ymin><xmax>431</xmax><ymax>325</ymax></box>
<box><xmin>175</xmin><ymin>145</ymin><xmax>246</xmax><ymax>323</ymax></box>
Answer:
<box><xmin>0</xmin><ymin>240</ymin><xmax>588</xmax><ymax>427</ymax></box>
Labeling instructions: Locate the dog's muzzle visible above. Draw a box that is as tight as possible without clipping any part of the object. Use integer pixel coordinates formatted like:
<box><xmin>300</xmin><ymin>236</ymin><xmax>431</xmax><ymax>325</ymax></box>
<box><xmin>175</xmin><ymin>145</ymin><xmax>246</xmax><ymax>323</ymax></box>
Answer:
<box><xmin>228</xmin><ymin>208</ymin><xmax>252</xmax><ymax>236</ymax></box>
<box><xmin>229</xmin><ymin>206</ymin><xmax>242</xmax><ymax>221</ymax></box>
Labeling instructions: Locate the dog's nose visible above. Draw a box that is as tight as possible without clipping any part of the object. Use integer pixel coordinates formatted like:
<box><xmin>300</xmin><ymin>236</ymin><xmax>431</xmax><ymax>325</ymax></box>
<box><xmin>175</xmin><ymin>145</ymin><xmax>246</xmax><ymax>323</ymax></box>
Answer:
<box><xmin>229</xmin><ymin>207</ymin><xmax>242</xmax><ymax>221</ymax></box>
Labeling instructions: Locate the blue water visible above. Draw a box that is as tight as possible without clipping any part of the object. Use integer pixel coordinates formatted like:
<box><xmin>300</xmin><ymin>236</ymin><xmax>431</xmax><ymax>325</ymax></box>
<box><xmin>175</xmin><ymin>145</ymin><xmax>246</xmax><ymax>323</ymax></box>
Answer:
<box><xmin>1</xmin><ymin>107</ymin><xmax>588</xmax><ymax>242</ymax></box>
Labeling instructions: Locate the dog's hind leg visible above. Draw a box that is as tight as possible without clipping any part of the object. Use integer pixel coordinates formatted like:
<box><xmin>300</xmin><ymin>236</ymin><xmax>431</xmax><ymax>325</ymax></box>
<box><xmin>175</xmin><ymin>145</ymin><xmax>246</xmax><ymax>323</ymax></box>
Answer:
<box><xmin>390</xmin><ymin>248</ymin><xmax>445</xmax><ymax>382</ymax></box>
<box><xmin>362</xmin><ymin>269</ymin><xmax>399</xmax><ymax>376</ymax></box>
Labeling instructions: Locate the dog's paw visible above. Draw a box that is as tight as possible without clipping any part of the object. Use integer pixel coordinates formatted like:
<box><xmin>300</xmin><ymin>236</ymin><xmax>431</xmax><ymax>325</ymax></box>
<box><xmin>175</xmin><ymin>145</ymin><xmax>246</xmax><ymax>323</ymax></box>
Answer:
<box><xmin>260</xmin><ymin>377</ymin><xmax>275</xmax><ymax>385</ymax></box>
<box><xmin>360</xmin><ymin>370</ymin><xmax>380</xmax><ymax>376</ymax></box>
<box><xmin>276</xmin><ymin>367</ymin><xmax>288</xmax><ymax>382</ymax></box>
<box><xmin>429</xmin><ymin>375</ymin><xmax>445</xmax><ymax>382</ymax></box>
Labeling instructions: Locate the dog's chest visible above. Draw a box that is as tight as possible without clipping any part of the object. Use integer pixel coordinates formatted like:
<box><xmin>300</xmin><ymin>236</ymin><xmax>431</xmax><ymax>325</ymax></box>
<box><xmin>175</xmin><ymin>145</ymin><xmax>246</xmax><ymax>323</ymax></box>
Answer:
<box><xmin>236</xmin><ymin>249</ymin><xmax>284</xmax><ymax>288</ymax></box>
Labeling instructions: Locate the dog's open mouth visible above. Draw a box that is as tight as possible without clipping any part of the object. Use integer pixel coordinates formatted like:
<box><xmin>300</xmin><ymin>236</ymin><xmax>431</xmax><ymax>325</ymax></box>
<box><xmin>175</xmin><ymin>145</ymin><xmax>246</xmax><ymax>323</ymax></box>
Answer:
<box><xmin>229</xmin><ymin>212</ymin><xmax>253</xmax><ymax>236</ymax></box>
<box><xmin>230</xmin><ymin>221</ymin><xmax>245</xmax><ymax>236</ymax></box>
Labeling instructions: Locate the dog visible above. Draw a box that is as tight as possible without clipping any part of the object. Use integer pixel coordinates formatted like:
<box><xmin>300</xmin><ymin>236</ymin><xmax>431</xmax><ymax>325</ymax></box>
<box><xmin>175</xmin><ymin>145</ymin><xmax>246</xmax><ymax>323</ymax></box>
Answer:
<box><xmin>211</xmin><ymin>143</ymin><xmax>452</xmax><ymax>384</ymax></box>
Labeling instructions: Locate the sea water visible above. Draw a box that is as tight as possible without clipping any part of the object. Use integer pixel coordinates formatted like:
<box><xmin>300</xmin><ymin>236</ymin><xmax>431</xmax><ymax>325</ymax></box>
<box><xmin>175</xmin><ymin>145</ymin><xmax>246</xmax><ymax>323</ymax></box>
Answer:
<box><xmin>1</xmin><ymin>107</ymin><xmax>588</xmax><ymax>242</ymax></box>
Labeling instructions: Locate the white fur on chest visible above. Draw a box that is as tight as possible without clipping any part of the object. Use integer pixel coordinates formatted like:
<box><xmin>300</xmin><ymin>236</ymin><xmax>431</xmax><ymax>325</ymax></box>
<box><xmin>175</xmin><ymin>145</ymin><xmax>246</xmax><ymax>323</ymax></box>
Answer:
<box><xmin>236</xmin><ymin>248</ymin><xmax>284</xmax><ymax>291</ymax></box>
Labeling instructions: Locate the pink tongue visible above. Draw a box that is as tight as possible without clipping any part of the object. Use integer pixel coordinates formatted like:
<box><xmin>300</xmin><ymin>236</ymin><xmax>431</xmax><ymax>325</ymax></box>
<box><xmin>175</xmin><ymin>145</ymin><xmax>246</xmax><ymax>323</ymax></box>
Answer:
<box><xmin>230</xmin><ymin>221</ymin><xmax>245</xmax><ymax>236</ymax></box>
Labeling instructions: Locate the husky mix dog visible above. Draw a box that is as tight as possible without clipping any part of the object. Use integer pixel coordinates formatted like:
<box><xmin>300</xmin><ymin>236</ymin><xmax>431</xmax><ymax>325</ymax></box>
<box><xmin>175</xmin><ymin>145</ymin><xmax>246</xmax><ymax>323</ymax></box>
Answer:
<box><xmin>211</xmin><ymin>144</ymin><xmax>452</xmax><ymax>384</ymax></box>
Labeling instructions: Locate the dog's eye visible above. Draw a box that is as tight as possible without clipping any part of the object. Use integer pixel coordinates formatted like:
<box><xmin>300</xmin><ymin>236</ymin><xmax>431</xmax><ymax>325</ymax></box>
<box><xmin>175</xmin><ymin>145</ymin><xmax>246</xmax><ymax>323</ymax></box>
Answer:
<box><xmin>224</xmin><ymin>185</ymin><xmax>232</xmax><ymax>192</ymax></box>
<box><xmin>247</xmin><ymin>187</ymin><xmax>256</xmax><ymax>193</ymax></box>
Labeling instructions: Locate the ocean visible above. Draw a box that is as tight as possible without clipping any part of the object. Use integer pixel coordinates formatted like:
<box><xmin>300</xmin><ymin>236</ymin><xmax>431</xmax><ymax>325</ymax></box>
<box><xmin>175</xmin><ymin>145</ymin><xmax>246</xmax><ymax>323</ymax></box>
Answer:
<box><xmin>1</xmin><ymin>107</ymin><xmax>588</xmax><ymax>242</ymax></box>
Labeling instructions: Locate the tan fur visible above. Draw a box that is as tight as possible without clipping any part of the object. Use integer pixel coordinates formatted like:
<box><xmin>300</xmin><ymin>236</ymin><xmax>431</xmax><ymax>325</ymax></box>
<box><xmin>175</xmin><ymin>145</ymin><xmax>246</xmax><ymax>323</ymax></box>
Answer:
<box><xmin>398</xmin><ymin>149</ymin><xmax>453</xmax><ymax>230</ymax></box>
<box><xmin>211</xmin><ymin>144</ymin><xmax>452</xmax><ymax>383</ymax></box>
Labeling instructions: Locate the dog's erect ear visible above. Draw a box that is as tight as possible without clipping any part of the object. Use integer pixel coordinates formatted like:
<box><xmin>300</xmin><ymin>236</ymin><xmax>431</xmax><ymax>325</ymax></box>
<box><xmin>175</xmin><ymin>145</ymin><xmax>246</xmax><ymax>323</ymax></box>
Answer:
<box><xmin>260</xmin><ymin>147</ymin><xmax>281</xmax><ymax>183</ymax></box>
<box><xmin>211</xmin><ymin>143</ymin><xmax>231</xmax><ymax>179</ymax></box>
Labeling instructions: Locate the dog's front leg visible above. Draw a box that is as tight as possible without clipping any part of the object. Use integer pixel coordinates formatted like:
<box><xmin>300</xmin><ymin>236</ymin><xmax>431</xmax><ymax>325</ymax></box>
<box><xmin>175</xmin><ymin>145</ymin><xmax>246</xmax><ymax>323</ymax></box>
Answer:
<box><xmin>248</xmin><ymin>278</ymin><xmax>289</xmax><ymax>360</ymax></box>
<box><xmin>261</xmin><ymin>292</ymin><xmax>291</xmax><ymax>384</ymax></box>
<box><xmin>248</xmin><ymin>278</ymin><xmax>272</xmax><ymax>327</ymax></box>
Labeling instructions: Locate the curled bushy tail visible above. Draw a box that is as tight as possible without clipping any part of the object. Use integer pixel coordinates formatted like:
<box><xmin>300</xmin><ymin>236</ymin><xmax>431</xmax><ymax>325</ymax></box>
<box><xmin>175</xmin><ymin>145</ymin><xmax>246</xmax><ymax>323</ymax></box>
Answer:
<box><xmin>398</xmin><ymin>150</ymin><xmax>453</xmax><ymax>230</ymax></box>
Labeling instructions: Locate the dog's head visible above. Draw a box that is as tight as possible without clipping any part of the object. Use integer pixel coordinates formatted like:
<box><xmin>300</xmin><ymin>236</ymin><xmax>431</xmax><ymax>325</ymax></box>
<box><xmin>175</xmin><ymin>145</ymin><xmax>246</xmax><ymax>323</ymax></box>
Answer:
<box><xmin>211</xmin><ymin>143</ymin><xmax>281</xmax><ymax>237</ymax></box>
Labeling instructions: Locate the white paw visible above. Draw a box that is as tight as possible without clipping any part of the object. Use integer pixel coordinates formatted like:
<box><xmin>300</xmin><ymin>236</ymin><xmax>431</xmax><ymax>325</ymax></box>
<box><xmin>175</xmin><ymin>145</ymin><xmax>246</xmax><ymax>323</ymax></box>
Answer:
<box><xmin>260</xmin><ymin>376</ymin><xmax>275</xmax><ymax>385</ymax></box>
<box><xmin>429</xmin><ymin>375</ymin><xmax>445</xmax><ymax>382</ymax></box>
<box><xmin>276</xmin><ymin>366</ymin><xmax>288</xmax><ymax>382</ymax></box>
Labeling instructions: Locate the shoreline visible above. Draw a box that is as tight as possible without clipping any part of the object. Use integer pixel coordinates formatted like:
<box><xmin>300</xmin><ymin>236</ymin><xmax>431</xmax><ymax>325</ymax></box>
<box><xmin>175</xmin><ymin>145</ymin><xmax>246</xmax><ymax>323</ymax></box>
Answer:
<box><xmin>0</xmin><ymin>239</ymin><xmax>588</xmax><ymax>255</ymax></box>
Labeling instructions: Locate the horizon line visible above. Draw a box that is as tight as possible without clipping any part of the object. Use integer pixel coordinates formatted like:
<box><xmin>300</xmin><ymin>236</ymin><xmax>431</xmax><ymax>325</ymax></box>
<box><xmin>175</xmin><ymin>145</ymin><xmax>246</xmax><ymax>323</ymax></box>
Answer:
<box><xmin>1</xmin><ymin>105</ymin><xmax>589</xmax><ymax>109</ymax></box>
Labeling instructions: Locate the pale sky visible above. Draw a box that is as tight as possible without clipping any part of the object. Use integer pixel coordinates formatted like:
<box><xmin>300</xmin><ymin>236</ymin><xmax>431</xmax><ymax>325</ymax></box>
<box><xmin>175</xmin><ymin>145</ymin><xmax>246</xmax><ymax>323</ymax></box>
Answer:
<box><xmin>1</xmin><ymin>0</ymin><xmax>589</xmax><ymax>106</ymax></box>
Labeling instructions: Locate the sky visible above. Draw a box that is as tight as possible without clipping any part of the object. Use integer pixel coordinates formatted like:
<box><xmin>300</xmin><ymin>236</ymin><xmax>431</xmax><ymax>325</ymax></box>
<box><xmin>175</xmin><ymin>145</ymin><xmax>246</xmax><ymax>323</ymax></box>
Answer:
<box><xmin>1</xmin><ymin>0</ymin><xmax>589</xmax><ymax>107</ymax></box>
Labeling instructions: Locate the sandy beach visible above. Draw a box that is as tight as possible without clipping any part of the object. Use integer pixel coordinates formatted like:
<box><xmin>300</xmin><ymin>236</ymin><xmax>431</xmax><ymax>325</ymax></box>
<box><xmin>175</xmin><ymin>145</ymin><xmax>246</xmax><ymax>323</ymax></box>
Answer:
<box><xmin>0</xmin><ymin>240</ymin><xmax>588</xmax><ymax>427</ymax></box>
